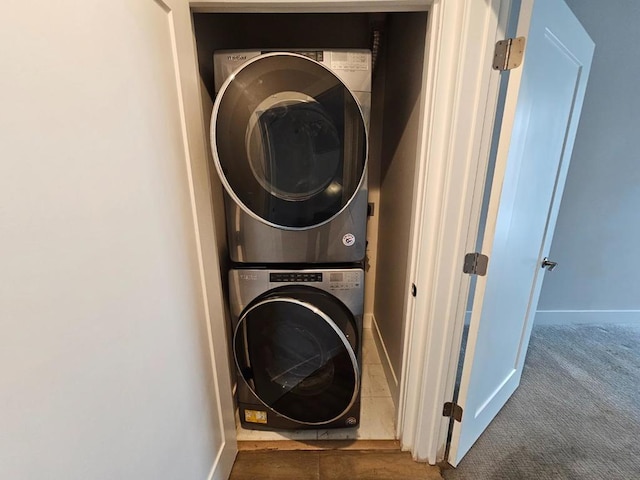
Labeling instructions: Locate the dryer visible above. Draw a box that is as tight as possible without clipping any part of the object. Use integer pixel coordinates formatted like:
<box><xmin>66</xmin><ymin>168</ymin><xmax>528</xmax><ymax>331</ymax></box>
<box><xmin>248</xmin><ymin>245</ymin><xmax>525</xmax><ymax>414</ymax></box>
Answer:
<box><xmin>229</xmin><ymin>267</ymin><xmax>363</xmax><ymax>430</ymax></box>
<box><xmin>211</xmin><ymin>50</ymin><xmax>371</xmax><ymax>264</ymax></box>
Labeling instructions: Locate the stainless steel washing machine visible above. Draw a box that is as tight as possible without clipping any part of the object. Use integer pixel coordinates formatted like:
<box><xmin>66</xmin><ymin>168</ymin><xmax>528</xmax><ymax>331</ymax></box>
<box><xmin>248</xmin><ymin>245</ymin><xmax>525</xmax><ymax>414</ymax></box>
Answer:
<box><xmin>211</xmin><ymin>50</ymin><xmax>371</xmax><ymax>263</ymax></box>
<box><xmin>229</xmin><ymin>267</ymin><xmax>364</xmax><ymax>430</ymax></box>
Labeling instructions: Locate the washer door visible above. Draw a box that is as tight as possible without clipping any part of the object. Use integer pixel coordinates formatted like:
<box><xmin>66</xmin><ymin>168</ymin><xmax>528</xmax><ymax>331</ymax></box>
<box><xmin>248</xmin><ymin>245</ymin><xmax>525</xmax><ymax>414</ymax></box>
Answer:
<box><xmin>234</xmin><ymin>286</ymin><xmax>359</xmax><ymax>425</ymax></box>
<box><xmin>211</xmin><ymin>53</ymin><xmax>367</xmax><ymax>230</ymax></box>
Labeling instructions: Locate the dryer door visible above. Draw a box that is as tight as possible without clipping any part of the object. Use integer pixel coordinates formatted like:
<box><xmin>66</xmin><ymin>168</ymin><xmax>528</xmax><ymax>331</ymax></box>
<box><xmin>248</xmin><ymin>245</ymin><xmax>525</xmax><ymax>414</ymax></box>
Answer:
<box><xmin>234</xmin><ymin>286</ymin><xmax>360</xmax><ymax>425</ymax></box>
<box><xmin>212</xmin><ymin>53</ymin><xmax>367</xmax><ymax>230</ymax></box>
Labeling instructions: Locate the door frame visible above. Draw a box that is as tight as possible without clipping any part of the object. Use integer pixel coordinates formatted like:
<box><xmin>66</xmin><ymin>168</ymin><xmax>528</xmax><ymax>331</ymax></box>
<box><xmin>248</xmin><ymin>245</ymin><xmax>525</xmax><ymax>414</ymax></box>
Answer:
<box><xmin>155</xmin><ymin>1</ymin><xmax>240</xmax><ymax>479</ymax></box>
<box><xmin>166</xmin><ymin>0</ymin><xmax>517</xmax><ymax>468</ymax></box>
<box><xmin>398</xmin><ymin>0</ymin><xmax>520</xmax><ymax>463</ymax></box>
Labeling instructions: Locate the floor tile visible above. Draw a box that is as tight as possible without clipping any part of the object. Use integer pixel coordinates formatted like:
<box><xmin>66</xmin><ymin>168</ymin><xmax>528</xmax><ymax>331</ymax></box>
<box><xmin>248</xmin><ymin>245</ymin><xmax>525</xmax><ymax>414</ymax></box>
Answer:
<box><xmin>362</xmin><ymin>328</ymin><xmax>382</xmax><ymax>365</ymax></box>
<box><xmin>359</xmin><ymin>396</ymin><xmax>396</xmax><ymax>439</ymax></box>
<box><xmin>361</xmin><ymin>364</ymin><xmax>392</xmax><ymax>398</ymax></box>
<box><xmin>319</xmin><ymin>450</ymin><xmax>442</xmax><ymax>480</ymax></box>
<box><xmin>229</xmin><ymin>450</ymin><xmax>320</xmax><ymax>480</ymax></box>
<box><xmin>317</xmin><ymin>396</ymin><xmax>396</xmax><ymax>440</ymax></box>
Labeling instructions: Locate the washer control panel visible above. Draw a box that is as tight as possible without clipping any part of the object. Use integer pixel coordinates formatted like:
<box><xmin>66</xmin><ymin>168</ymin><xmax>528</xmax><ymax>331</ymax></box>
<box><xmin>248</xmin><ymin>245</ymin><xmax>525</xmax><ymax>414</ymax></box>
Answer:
<box><xmin>328</xmin><ymin>271</ymin><xmax>362</xmax><ymax>290</ymax></box>
<box><xmin>231</xmin><ymin>268</ymin><xmax>364</xmax><ymax>317</ymax></box>
<box><xmin>270</xmin><ymin>272</ymin><xmax>322</xmax><ymax>283</ymax></box>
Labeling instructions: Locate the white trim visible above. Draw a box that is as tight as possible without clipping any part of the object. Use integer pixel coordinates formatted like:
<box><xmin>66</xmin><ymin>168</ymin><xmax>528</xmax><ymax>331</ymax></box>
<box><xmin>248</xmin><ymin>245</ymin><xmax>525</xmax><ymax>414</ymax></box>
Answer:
<box><xmin>191</xmin><ymin>0</ymin><xmax>431</xmax><ymax>13</ymax></box>
<box><xmin>371</xmin><ymin>313</ymin><xmax>399</xmax><ymax>389</ymax></box>
<box><xmin>363</xmin><ymin>312</ymin><xmax>374</xmax><ymax>329</ymax></box>
<box><xmin>399</xmin><ymin>0</ymin><xmax>513</xmax><ymax>464</ymax></box>
<box><xmin>167</xmin><ymin>0</ymin><xmax>239</xmax><ymax>477</ymax></box>
<box><xmin>163</xmin><ymin>5</ymin><xmax>232</xmax><ymax>448</ymax></box>
<box><xmin>206</xmin><ymin>441</ymin><xmax>237</xmax><ymax>480</ymax></box>
<box><xmin>396</xmin><ymin>0</ymin><xmax>450</xmax><ymax>455</ymax></box>
<box><xmin>535</xmin><ymin>310</ymin><xmax>640</xmax><ymax>325</ymax></box>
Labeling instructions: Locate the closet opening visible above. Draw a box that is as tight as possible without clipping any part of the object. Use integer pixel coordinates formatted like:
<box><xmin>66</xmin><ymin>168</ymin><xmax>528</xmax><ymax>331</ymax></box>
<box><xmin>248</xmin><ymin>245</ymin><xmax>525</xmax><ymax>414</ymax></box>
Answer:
<box><xmin>191</xmin><ymin>8</ymin><xmax>429</xmax><ymax>444</ymax></box>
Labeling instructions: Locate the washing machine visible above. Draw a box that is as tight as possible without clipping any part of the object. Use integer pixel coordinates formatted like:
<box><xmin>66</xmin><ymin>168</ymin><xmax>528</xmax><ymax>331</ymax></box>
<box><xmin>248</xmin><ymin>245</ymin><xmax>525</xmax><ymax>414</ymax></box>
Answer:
<box><xmin>211</xmin><ymin>50</ymin><xmax>371</xmax><ymax>264</ymax></box>
<box><xmin>229</xmin><ymin>267</ymin><xmax>364</xmax><ymax>430</ymax></box>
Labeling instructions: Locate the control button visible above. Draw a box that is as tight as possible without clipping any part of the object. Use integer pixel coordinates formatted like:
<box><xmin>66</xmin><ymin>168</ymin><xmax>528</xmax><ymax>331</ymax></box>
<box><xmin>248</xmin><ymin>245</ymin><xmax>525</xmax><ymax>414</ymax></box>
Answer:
<box><xmin>269</xmin><ymin>272</ymin><xmax>322</xmax><ymax>282</ymax></box>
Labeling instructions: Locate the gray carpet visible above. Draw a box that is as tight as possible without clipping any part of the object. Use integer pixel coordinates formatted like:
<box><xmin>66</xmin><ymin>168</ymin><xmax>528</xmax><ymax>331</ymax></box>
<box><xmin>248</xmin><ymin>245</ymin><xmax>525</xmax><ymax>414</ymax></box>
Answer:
<box><xmin>443</xmin><ymin>323</ymin><xmax>640</xmax><ymax>480</ymax></box>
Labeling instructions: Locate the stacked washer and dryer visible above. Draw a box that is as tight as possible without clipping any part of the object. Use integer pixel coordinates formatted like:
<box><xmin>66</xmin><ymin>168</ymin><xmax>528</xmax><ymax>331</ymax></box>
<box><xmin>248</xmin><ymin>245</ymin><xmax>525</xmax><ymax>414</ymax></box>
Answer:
<box><xmin>210</xmin><ymin>50</ymin><xmax>371</xmax><ymax>430</ymax></box>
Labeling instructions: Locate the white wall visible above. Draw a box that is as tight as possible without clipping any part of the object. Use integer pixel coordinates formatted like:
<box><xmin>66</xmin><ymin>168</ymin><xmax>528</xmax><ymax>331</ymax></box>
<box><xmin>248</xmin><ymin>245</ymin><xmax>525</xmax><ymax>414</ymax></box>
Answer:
<box><xmin>0</xmin><ymin>1</ymin><xmax>227</xmax><ymax>478</ymax></box>
<box><xmin>373</xmin><ymin>12</ymin><xmax>428</xmax><ymax>399</ymax></box>
<box><xmin>536</xmin><ymin>0</ymin><xmax>640</xmax><ymax>325</ymax></box>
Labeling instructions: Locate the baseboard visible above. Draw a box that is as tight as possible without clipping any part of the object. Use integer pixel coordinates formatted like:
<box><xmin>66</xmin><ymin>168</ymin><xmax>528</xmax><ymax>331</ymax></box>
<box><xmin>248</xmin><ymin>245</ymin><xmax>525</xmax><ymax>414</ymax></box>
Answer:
<box><xmin>535</xmin><ymin>310</ymin><xmax>640</xmax><ymax>325</ymax></box>
<box><xmin>370</xmin><ymin>314</ymin><xmax>399</xmax><ymax>402</ymax></box>
<box><xmin>207</xmin><ymin>440</ymin><xmax>237</xmax><ymax>480</ymax></box>
<box><xmin>364</xmin><ymin>312</ymin><xmax>373</xmax><ymax>329</ymax></box>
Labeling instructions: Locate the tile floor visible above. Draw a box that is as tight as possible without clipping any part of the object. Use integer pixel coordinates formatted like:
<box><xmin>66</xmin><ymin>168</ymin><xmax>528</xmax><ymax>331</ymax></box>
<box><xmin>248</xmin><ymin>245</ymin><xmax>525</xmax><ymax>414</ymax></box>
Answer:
<box><xmin>235</xmin><ymin>327</ymin><xmax>396</xmax><ymax>441</ymax></box>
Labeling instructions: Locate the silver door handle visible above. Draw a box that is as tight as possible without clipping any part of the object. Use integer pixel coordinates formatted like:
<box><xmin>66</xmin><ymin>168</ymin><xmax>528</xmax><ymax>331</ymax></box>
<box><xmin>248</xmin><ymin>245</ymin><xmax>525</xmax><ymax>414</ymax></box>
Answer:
<box><xmin>541</xmin><ymin>257</ymin><xmax>558</xmax><ymax>271</ymax></box>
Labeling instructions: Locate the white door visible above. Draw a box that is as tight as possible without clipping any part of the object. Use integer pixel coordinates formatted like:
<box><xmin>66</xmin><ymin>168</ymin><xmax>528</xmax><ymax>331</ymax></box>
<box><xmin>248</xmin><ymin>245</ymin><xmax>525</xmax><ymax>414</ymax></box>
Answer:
<box><xmin>449</xmin><ymin>0</ymin><xmax>594</xmax><ymax>465</ymax></box>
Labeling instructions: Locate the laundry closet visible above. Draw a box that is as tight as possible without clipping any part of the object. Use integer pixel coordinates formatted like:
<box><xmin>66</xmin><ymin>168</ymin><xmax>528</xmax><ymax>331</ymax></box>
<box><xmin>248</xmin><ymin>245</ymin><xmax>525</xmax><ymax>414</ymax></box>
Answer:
<box><xmin>191</xmin><ymin>9</ymin><xmax>429</xmax><ymax>442</ymax></box>
<box><xmin>2</xmin><ymin>0</ymin><xmax>542</xmax><ymax>475</ymax></box>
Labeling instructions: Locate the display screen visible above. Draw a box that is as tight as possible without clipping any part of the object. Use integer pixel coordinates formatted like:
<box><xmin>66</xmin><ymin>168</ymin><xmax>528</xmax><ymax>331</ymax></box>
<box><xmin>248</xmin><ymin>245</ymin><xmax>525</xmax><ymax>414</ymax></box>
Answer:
<box><xmin>329</xmin><ymin>272</ymin><xmax>344</xmax><ymax>282</ymax></box>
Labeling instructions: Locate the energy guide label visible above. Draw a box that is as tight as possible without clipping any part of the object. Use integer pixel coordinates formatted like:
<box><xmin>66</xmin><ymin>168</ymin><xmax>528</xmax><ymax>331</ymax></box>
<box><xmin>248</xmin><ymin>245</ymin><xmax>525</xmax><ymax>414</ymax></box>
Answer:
<box><xmin>244</xmin><ymin>409</ymin><xmax>267</xmax><ymax>424</ymax></box>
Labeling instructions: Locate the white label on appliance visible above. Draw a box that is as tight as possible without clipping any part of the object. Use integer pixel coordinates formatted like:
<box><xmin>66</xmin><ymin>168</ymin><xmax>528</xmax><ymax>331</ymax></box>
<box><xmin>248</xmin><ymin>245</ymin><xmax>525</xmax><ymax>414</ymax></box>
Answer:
<box><xmin>331</xmin><ymin>52</ymin><xmax>369</xmax><ymax>71</ymax></box>
<box><xmin>342</xmin><ymin>233</ymin><xmax>356</xmax><ymax>247</ymax></box>
<box><xmin>239</xmin><ymin>273</ymin><xmax>258</xmax><ymax>281</ymax></box>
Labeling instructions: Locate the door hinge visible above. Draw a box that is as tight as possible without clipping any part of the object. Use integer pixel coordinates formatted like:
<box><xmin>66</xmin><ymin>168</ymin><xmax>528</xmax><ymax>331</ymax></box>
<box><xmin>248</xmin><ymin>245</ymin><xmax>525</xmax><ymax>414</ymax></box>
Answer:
<box><xmin>411</xmin><ymin>283</ymin><xmax>417</xmax><ymax>297</ymax></box>
<box><xmin>463</xmin><ymin>252</ymin><xmax>489</xmax><ymax>276</ymax></box>
<box><xmin>493</xmin><ymin>36</ymin><xmax>526</xmax><ymax>71</ymax></box>
<box><xmin>443</xmin><ymin>402</ymin><xmax>463</xmax><ymax>422</ymax></box>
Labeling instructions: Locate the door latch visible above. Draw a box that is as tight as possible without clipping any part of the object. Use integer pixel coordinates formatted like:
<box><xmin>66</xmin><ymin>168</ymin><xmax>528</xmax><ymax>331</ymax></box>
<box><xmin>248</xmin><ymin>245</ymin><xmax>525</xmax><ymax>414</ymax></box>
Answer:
<box><xmin>541</xmin><ymin>257</ymin><xmax>558</xmax><ymax>271</ymax></box>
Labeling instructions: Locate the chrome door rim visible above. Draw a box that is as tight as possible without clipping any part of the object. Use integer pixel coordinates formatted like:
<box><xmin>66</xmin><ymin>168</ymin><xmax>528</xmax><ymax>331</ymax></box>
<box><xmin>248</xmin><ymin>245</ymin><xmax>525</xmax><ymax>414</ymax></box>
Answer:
<box><xmin>233</xmin><ymin>296</ymin><xmax>360</xmax><ymax>426</ymax></box>
<box><xmin>211</xmin><ymin>52</ymin><xmax>369</xmax><ymax>231</ymax></box>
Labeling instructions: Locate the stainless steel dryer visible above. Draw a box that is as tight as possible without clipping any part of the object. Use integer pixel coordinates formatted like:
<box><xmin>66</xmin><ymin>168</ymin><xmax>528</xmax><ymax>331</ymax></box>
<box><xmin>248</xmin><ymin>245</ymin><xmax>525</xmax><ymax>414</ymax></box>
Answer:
<box><xmin>211</xmin><ymin>50</ymin><xmax>371</xmax><ymax>263</ymax></box>
<box><xmin>229</xmin><ymin>267</ymin><xmax>364</xmax><ymax>430</ymax></box>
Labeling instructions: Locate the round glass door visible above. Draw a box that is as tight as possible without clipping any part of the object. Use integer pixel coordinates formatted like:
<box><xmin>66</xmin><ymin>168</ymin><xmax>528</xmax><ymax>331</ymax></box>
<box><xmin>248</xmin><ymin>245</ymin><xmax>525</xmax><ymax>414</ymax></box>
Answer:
<box><xmin>233</xmin><ymin>286</ymin><xmax>359</xmax><ymax>425</ymax></box>
<box><xmin>212</xmin><ymin>53</ymin><xmax>367</xmax><ymax>230</ymax></box>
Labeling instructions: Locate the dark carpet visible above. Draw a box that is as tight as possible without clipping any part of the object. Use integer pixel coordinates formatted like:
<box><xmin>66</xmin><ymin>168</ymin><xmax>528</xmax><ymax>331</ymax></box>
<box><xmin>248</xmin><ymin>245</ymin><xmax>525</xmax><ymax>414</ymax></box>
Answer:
<box><xmin>443</xmin><ymin>323</ymin><xmax>640</xmax><ymax>480</ymax></box>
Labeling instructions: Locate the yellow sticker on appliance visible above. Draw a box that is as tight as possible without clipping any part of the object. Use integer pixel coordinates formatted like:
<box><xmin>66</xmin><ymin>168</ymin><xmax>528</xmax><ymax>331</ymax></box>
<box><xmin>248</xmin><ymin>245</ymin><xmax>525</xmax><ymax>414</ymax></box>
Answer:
<box><xmin>245</xmin><ymin>409</ymin><xmax>268</xmax><ymax>424</ymax></box>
